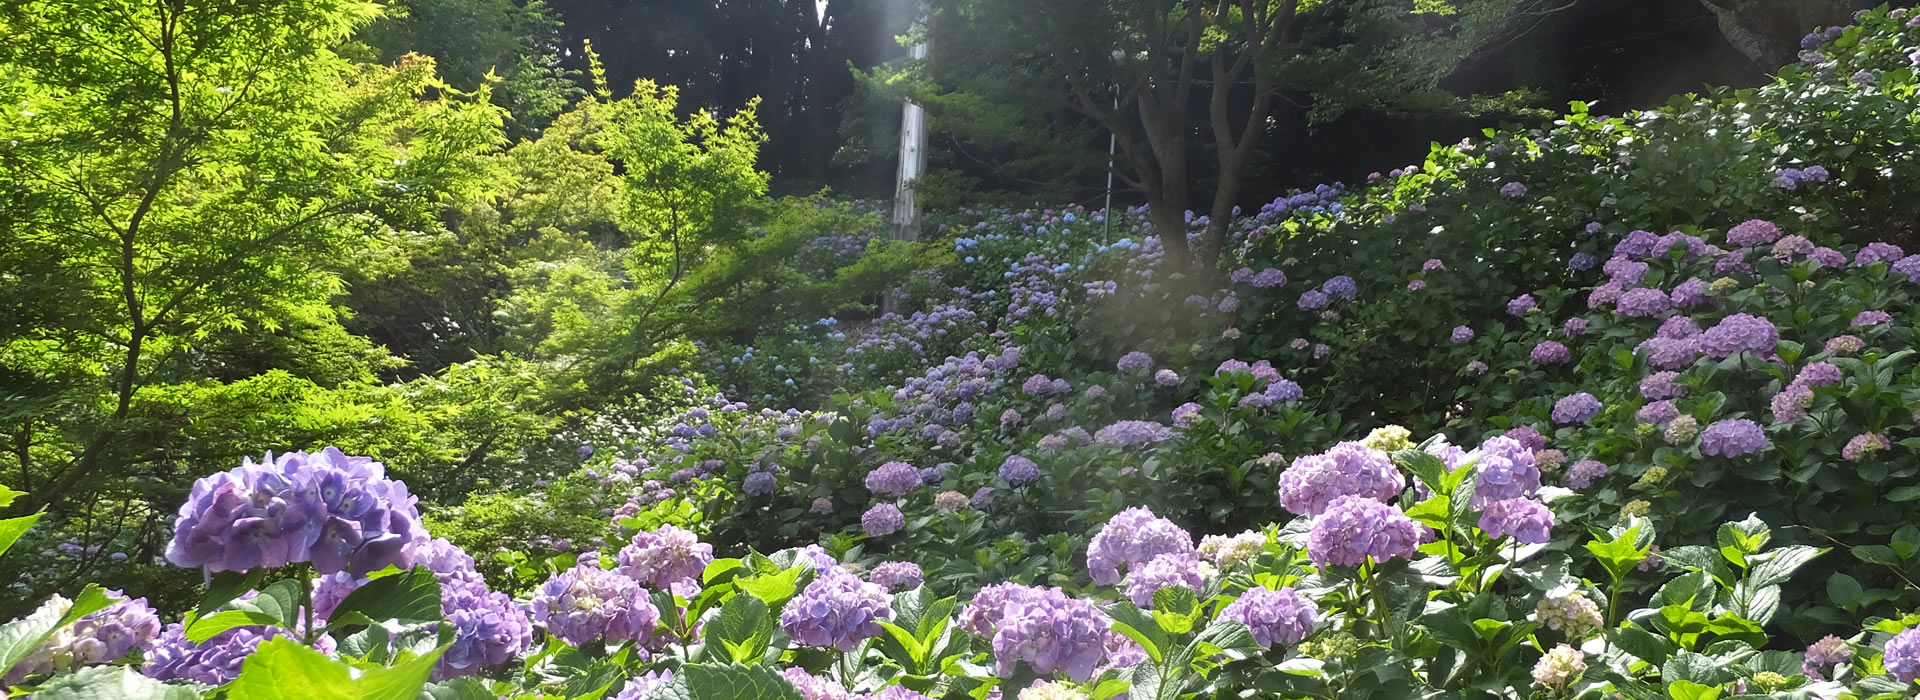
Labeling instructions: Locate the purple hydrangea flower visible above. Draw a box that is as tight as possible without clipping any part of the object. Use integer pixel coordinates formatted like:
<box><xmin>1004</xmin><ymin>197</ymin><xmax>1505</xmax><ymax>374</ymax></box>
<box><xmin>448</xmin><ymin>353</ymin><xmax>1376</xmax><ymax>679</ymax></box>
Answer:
<box><xmin>1219</xmin><ymin>587</ymin><xmax>1316</xmax><ymax>648</ymax></box>
<box><xmin>744</xmin><ymin>471</ymin><xmax>776</xmax><ymax>496</ymax></box>
<box><xmin>985</xmin><ymin>586</ymin><xmax>1110</xmax><ymax>681</ymax></box>
<box><xmin>1605</xmin><ymin>257</ymin><xmax>1649</xmax><ymax>284</ymax></box>
<box><xmin>1894</xmin><ymin>255</ymin><xmax>1920</xmax><ymax>283</ymax></box>
<box><xmin>1636</xmin><ymin>336</ymin><xmax>1701</xmax><ymax>370</ymax></box>
<box><xmin>440</xmin><ymin>582</ymin><xmax>534</xmax><ymax>679</ymax></box>
<box><xmin>167</xmin><ymin>447</ymin><xmax>427</xmax><ymax>576</ymax></box>
<box><xmin>1171</xmin><ymin>402</ymin><xmax>1203</xmax><ymax>429</ymax></box>
<box><xmin>1802</xmin><ymin>635</ymin><xmax>1852</xmax><ymax>681</ymax></box>
<box><xmin>1588</xmin><ymin>281</ymin><xmax>1624</xmax><ymax>309</ymax></box>
<box><xmin>1563</xmin><ymin>317</ymin><xmax>1588</xmax><ymax>337</ymax></box>
<box><xmin>865</xmin><ymin>461</ymin><xmax>923</xmax><ymax>497</ymax></box>
<box><xmin>1508</xmin><ymin>294</ymin><xmax>1538</xmax><ymax>316</ymax></box>
<box><xmin>1322</xmin><ymin>276</ymin><xmax>1357</xmax><ymax>300</ymax></box>
<box><xmin>1855</xmin><ymin>242</ymin><xmax>1906</xmax><ymax>267</ymax></box>
<box><xmin>1531</xmin><ymin>341</ymin><xmax>1571</xmax><ymax>365</ymax></box>
<box><xmin>1852</xmin><ymin>310</ymin><xmax>1892</xmax><ymax>326</ymax></box>
<box><xmin>1251</xmin><ymin>268</ymin><xmax>1288</xmax><ymax>288</ymax></box>
<box><xmin>1826</xmin><ymin>335</ymin><xmax>1865</xmax><ymax>355</ymax></box>
<box><xmin>1470</xmin><ymin>436</ymin><xmax>1541</xmax><ymax>506</ymax></box>
<box><xmin>1658</xmin><ymin>316</ymin><xmax>1702</xmax><ymax>339</ymax></box>
<box><xmin>1811</xmin><ymin>247</ymin><xmax>1848</xmax><ymax>268</ymax></box>
<box><xmin>1770</xmin><ymin>384</ymin><xmax>1813</xmax><ymax>424</ymax></box>
<box><xmin>1640</xmin><ymin>371</ymin><xmax>1686</xmax><ymax>400</ymax></box>
<box><xmin>1307</xmin><ymin>496</ymin><xmax>1427</xmax><ymax>567</ymax></box>
<box><xmin>1451</xmin><ymin>326</ymin><xmax>1475</xmax><ymax>344</ymax></box>
<box><xmin>1154</xmin><ymin>369</ymin><xmax>1180</xmax><ymax>386</ymax></box>
<box><xmin>1500</xmin><ymin>182</ymin><xmax>1528</xmax><ymax>198</ymax></box>
<box><xmin>1885</xmin><ymin>628</ymin><xmax>1920</xmax><ymax>683</ymax></box>
<box><xmin>1843</xmin><ymin>432</ymin><xmax>1891</xmax><ymax>461</ymax></box>
<box><xmin>1087</xmin><ymin>507</ymin><xmax>1194</xmax><ymax>586</ymax></box>
<box><xmin>780</xmin><ymin>566</ymin><xmax>894</xmax><ymax>652</ymax></box>
<box><xmin>1424</xmin><ymin>259</ymin><xmax>1446</xmax><ymax>272</ymax></box>
<box><xmin>1479</xmin><ymin>498</ymin><xmax>1554</xmax><ymax>544</ymax></box>
<box><xmin>781</xmin><ymin>667</ymin><xmax>853</xmax><ymax>700</ymax></box>
<box><xmin>617</xmin><ymin>525</ymin><xmax>713</xmax><ymax>591</ymax></box>
<box><xmin>1297</xmin><ymin>290</ymin><xmax>1331</xmax><ymax>310</ymax></box>
<box><xmin>1698</xmin><ymin>419</ymin><xmax>1767</xmax><ymax>458</ymax></box>
<box><xmin>1093</xmin><ymin>420</ymin><xmax>1175</xmax><ymax>447</ymax></box>
<box><xmin>869</xmin><ymin>561</ymin><xmax>925</xmax><ymax>591</ymax></box>
<box><xmin>1565</xmin><ymin>460</ymin><xmax>1608</xmax><ymax>489</ymax></box>
<box><xmin>1726</xmin><ymin>220</ymin><xmax>1781</xmax><ymax>247</ymax></box>
<box><xmin>1699</xmin><ymin>314</ymin><xmax>1779</xmax><ymax>359</ymax></box>
<box><xmin>530</xmin><ymin>562</ymin><xmax>660</xmax><ymax>646</ymax></box>
<box><xmin>1265</xmin><ymin>378</ymin><xmax>1304</xmax><ymax>403</ymax></box>
<box><xmin>971</xmin><ymin>487</ymin><xmax>997</xmax><ymax>509</ymax></box>
<box><xmin>1552</xmin><ymin>393</ymin><xmax>1603</xmax><ymax>424</ymax></box>
<box><xmin>7</xmin><ymin>592</ymin><xmax>162</xmax><ymax>684</ymax></box>
<box><xmin>1276</xmin><ymin>442</ymin><xmax>1407</xmax><ymax>516</ymax></box>
<box><xmin>1796</xmin><ymin>362</ymin><xmax>1842</xmax><ymax>387</ymax></box>
<box><xmin>1407</xmin><ymin>280</ymin><xmax>1426</xmax><ymax>291</ymax></box>
<box><xmin>1669</xmin><ymin>279</ymin><xmax>1710</xmax><ymax>308</ymax></box>
<box><xmin>1568</xmin><ymin>252</ymin><xmax>1597</xmax><ymax>271</ymax></box>
<box><xmin>1126</xmin><ymin>553</ymin><xmax>1204</xmax><ymax>607</ymax></box>
<box><xmin>862</xmin><ymin>503</ymin><xmax>905</xmax><ymax>536</ymax></box>
<box><xmin>1000</xmin><ymin>455</ymin><xmax>1042</xmax><ymax>486</ymax></box>
<box><xmin>1637</xmin><ymin>400</ymin><xmax>1681</xmax><ymax>425</ymax></box>
<box><xmin>1116</xmin><ymin>352</ymin><xmax>1153</xmax><ymax>372</ymax></box>
<box><xmin>143</xmin><ymin>621</ymin><xmax>334</xmax><ymax>685</ymax></box>
<box><xmin>613</xmin><ymin>671</ymin><xmax>677</xmax><ymax>700</ymax></box>
<box><xmin>1616</xmin><ymin>288</ymin><xmax>1671</xmax><ymax>317</ymax></box>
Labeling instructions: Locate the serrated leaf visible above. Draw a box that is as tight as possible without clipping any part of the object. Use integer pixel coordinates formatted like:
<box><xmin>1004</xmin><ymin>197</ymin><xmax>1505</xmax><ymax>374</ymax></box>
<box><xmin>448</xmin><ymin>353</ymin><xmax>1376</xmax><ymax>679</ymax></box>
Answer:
<box><xmin>682</xmin><ymin>663</ymin><xmax>802</xmax><ymax>699</ymax></box>
<box><xmin>1608</xmin><ymin>626</ymin><xmax>1674</xmax><ymax>666</ymax></box>
<box><xmin>420</xmin><ymin>677</ymin><xmax>495</xmax><ymax>700</ymax></box>
<box><xmin>709</xmin><ymin>595</ymin><xmax>775</xmax><ymax>665</ymax></box>
<box><xmin>0</xmin><ymin>585</ymin><xmax>114</xmax><ymax>680</ymax></box>
<box><xmin>186</xmin><ymin>610</ymin><xmax>291</xmax><ymax>643</ymax></box>
<box><xmin>196</xmin><ymin>570</ymin><xmax>266</xmax><ymax>619</ymax></box>
<box><xmin>1746</xmin><ymin>545</ymin><xmax>1823</xmax><ymax>588</ymax></box>
<box><xmin>226</xmin><ymin>638</ymin><xmax>445</xmax><ymax>700</ymax></box>
<box><xmin>329</xmin><ymin>567</ymin><xmax>443</xmax><ymax>631</ymax></box>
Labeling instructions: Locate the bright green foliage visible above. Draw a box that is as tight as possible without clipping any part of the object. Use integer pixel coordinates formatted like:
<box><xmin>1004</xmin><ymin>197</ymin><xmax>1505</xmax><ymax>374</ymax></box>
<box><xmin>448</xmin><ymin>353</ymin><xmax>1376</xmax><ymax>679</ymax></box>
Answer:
<box><xmin>0</xmin><ymin>0</ymin><xmax>504</xmax><ymax>510</ymax></box>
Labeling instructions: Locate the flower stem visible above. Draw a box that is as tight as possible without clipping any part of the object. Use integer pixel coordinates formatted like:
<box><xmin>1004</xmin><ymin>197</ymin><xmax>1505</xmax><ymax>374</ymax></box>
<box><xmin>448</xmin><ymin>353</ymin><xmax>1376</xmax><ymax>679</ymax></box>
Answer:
<box><xmin>300</xmin><ymin>563</ymin><xmax>316</xmax><ymax>646</ymax></box>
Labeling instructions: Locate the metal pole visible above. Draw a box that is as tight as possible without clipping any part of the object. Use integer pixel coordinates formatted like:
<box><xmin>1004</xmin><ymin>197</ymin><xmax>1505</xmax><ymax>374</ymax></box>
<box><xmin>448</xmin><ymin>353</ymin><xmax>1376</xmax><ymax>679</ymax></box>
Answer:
<box><xmin>1103</xmin><ymin>90</ymin><xmax>1116</xmax><ymax>245</ymax></box>
<box><xmin>886</xmin><ymin>0</ymin><xmax>930</xmax><ymax>315</ymax></box>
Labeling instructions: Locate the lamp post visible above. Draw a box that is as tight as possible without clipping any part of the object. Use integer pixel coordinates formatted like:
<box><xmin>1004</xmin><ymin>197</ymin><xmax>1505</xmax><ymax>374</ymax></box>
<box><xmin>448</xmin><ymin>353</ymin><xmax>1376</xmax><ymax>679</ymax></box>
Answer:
<box><xmin>1104</xmin><ymin>48</ymin><xmax>1123</xmax><ymax>244</ymax></box>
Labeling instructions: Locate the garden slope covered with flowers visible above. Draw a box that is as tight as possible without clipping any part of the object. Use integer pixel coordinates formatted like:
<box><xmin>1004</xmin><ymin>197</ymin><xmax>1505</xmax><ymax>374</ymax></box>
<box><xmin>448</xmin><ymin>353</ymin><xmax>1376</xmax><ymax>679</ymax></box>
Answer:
<box><xmin>14</xmin><ymin>7</ymin><xmax>1920</xmax><ymax>700</ymax></box>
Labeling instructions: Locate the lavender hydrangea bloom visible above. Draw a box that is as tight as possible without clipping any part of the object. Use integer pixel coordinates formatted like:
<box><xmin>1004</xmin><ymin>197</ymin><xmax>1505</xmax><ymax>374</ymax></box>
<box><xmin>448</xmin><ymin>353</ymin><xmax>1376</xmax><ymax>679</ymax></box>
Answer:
<box><xmin>167</xmin><ymin>447</ymin><xmax>427</xmax><ymax>576</ymax></box>
<box><xmin>1116</xmin><ymin>352</ymin><xmax>1153</xmax><ymax>372</ymax></box>
<box><xmin>1698</xmin><ymin>419</ymin><xmax>1768</xmax><ymax>458</ymax></box>
<box><xmin>1000</xmin><ymin>455</ymin><xmax>1042</xmax><ymax>486</ymax></box>
<box><xmin>1087</xmin><ymin>507</ymin><xmax>1194</xmax><ymax>586</ymax></box>
<box><xmin>618</xmin><ymin>525</ymin><xmax>713</xmax><ymax>591</ymax></box>
<box><xmin>865</xmin><ymin>461</ymin><xmax>923</xmax><ymax>497</ymax></box>
<box><xmin>1478</xmin><ymin>498</ymin><xmax>1554</xmax><ymax>544</ymax></box>
<box><xmin>1852</xmin><ymin>310</ymin><xmax>1892</xmax><ymax>326</ymax></box>
<box><xmin>1531</xmin><ymin>341</ymin><xmax>1571</xmax><ymax>365</ymax></box>
<box><xmin>1321</xmin><ymin>276</ymin><xmax>1357</xmax><ymax>300</ymax></box>
<box><xmin>1826</xmin><ymin>335</ymin><xmax>1865</xmax><ymax>355</ymax></box>
<box><xmin>1297</xmin><ymin>290</ymin><xmax>1331</xmax><ymax>310</ymax></box>
<box><xmin>869</xmin><ymin>561</ymin><xmax>925</xmax><ymax>591</ymax></box>
<box><xmin>1154</xmin><ymin>369</ymin><xmax>1180</xmax><ymax>386</ymax></box>
<box><xmin>1796</xmin><ymin>362</ymin><xmax>1841</xmax><ymax>387</ymax></box>
<box><xmin>1251</xmin><ymin>268</ymin><xmax>1288</xmax><ymax>288</ymax></box>
<box><xmin>990</xmin><ymin>587</ymin><xmax>1110</xmax><ymax>681</ymax></box>
<box><xmin>1093</xmin><ymin>420</ymin><xmax>1175</xmax><ymax>447</ymax></box>
<box><xmin>1770</xmin><ymin>384</ymin><xmax>1813</xmax><ymax>423</ymax></box>
<box><xmin>781</xmin><ymin>667</ymin><xmax>854</xmax><ymax>700</ymax></box>
<box><xmin>1843</xmin><ymin>432</ymin><xmax>1891</xmax><ymax>461</ymax></box>
<box><xmin>1615</xmin><ymin>288</ymin><xmax>1671</xmax><ymax>317</ymax></box>
<box><xmin>1508</xmin><ymin>294</ymin><xmax>1538</xmax><ymax>316</ymax></box>
<box><xmin>1219</xmin><ymin>587</ymin><xmax>1316</xmax><ymax>648</ymax></box>
<box><xmin>1636</xmin><ymin>336</ymin><xmax>1701</xmax><ymax>370</ymax></box>
<box><xmin>1802</xmin><ymin>635</ymin><xmax>1852</xmax><ymax>681</ymax></box>
<box><xmin>1604</xmin><ymin>257</ymin><xmax>1649</xmax><ymax>284</ymax></box>
<box><xmin>1565</xmin><ymin>460</ymin><xmax>1609</xmax><ymax>489</ymax></box>
<box><xmin>1505</xmin><ymin>426</ymin><xmax>1547</xmax><ymax>453</ymax></box>
<box><xmin>1811</xmin><ymin>247</ymin><xmax>1847</xmax><ymax>268</ymax></box>
<box><xmin>1552</xmin><ymin>393</ymin><xmax>1603</xmax><ymax>424</ymax></box>
<box><xmin>1855</xmin><ymin>242</ymin><xmax>1906</xmax><ymax>266</ymax></box>
<box><xmin>439</xmin><ymin>583</ymin><xmax>534</xmax><ymax>679</ymax></box>
<box><xmin>1469</xmin><ymin>436</ymin><xmax>1541</xmax><ymax>507</ymax></box>
<box><xmin>1451</xmin><ymin>326</ymin><xmax>1474</xmax><ymax>344</ymax></box>
<box><xmin>862</xmin><ymin>503</ymin><xmax>905</xmax><ymax>536</ymax></box>
<box><xmin>1307</xmin><ymin>496</ymin><xmax>1427</xmax><ymax>567</ymax></box>
<box><xmin>613</xmin><ymin>671</ymin><xmax>677</xmax><ymax>700</ymax></box>
<box><xmin>1563</xmin><ymin>317</ymin><xmax>1588</xmax><ymax>337</ymax></box>
<box><xmin>1275</xmin><ymin>442</ymin><xmax>1406</xmax><ymax>516</ymax></box>
<box><xmin>1265</xmin><ymin>379</ymin><xmax>1304</xmax><ymax>403</ymax></box>
<box><xmin>1125</xmin><ymin>553</ymin><xmax>1205</xmax><ymax>607</ymax></box>
<box><xmin>530</xmin><ymin>562</ymin><xmax>660</xmax><ymax>646</ymax></box>
<box><xmin>1698</xmin><ymin>314</ymin><xmax>1778</xmax><ymax>359</ymax></box>
<box><xmin>1568</xmin><ymin>252</ymin><xmax>1597</xmax><ymax>271</ymax></box>
<box><xmin>1641</xmin><ymin>371</ymin><xmax>1686</xmax><ymax>400</ymax></box>
<box><xmin>1500</xmin><ymin>182</ymin><xmax>1528</xmax><ymax>198</ymax></box>
<box><xmin>744</xmin><ymin>471</ymin><xmax>777</xmax><ymax>496</ymax></box>
<box><xmin>7</xmin><ymin>592</ymin><xmax>162</xmax><ymax>684</ymax></box>
<box><xmin>1885</xmin><ymin>628</ymin><xmax>1920</xmax><ymax>682</ymax></box>
<box><xmin>781</xmin><ymin>566</ymin><xmax>894</xmax><ymax>652</ymax></box>
<box><xmin>1726</xmin><ymin>220</ymin><xmax>1782</xmax><ymax>247</ymax></box>
<box><xmin>1895</xmin><ymin>255</ymin><xmax>1920</xmax><ymax>283</ymax></box>
<box><xmin>1588</xmin><ymin>281</ymin><xmax>1624</xmax><ymax>309</ymax></box>
<box><xmin>1637</xmin><ymin>400</ymin><xmax>1681</xmax><ymax>425</ymax></box>
<box><xmin>1423</xmin><ymin>258</ymin><xmax>1446</xmax><ymax>272</ymax></box>
<box><xmin>1669</xmin><ymin>279</ymin><xmax>1710</xmax><ymax>308</ymax></box>
<box><xmin>143</xmin><ymin>621</ymin><xmax>334</xmax><ymax>685</ymax></box>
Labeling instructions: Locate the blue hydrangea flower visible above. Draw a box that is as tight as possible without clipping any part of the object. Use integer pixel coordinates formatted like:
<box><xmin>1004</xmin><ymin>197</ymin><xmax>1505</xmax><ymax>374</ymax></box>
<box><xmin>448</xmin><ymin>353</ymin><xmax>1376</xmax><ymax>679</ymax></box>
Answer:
<box><xmin>1000</xmin><ymin>455</ymin><xmax>1042</xmax><ymax>486</ymax></box>
<box><xmin>1551</xmin><ymin>393</ymin><xmax>1603</xmax><ymax>424</ymax></box>
<box><xmin>167</xmin><ymin>447</ymin><xmax>427</xmax><ymax>576</ymax></box>
<box><xmin>1699</xmin><ymin>419</ymin><xmax>1768</xmax><ymax>458</ymax></box>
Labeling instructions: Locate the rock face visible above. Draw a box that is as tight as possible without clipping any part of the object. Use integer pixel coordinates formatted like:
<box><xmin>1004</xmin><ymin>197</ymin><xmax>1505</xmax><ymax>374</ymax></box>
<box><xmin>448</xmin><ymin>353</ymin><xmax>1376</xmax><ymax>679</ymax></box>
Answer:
<box><xmin>1696</xmin><ymin>0</ymin><xmax>1859</xmax><ymax>68</ymax></box>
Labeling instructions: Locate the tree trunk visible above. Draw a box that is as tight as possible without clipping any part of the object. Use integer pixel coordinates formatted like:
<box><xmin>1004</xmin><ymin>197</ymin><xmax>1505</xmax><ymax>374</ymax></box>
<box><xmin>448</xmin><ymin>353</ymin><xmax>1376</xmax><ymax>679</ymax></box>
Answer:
<box><xmin>1696</xmin><ymin>0</ymin><xmax>1856</xmax><ymax>68</ymax></box>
